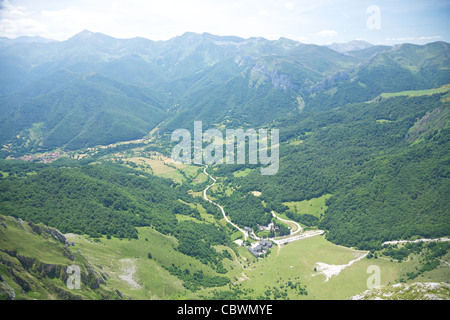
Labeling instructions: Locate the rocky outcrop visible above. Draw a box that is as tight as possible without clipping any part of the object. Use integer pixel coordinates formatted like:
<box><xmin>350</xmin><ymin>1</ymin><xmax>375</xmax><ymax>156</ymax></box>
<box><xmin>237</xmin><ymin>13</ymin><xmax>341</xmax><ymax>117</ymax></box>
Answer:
<box><xmin>350</xmin><ymin>282</ymin><xmax>450</xmax><ymax>300</ymax></box>
<box><xmin>235</xmin><ymin>54</ymin><xmax>297</xmax><ymax>92</ymax></box>
<box><xmin>39</xmin><ymin>263</ymin><xmax>59</xmax><ymax>278</ymax></box>
<box><xmin>16</xmin><ymin>254</ymin><xmax>35</xmax><ymax>270</ymax></box>
<box><xmin>308</xmin><ymin>70</ymin><xmax>350</xmax><ymax>93</ymax></box>
<box><xmin>51</xmin><ymin>228</ymin><xmax>67</xmax><ymax>245</ymax></box>
<box><xmin>0</xmin><ymin>280</ymin><xmax>15</xmax><ymax>300</ymax></box>
<box><xmin>8</xmin><ymin>268</ymin><xmax>31</xmax><ymax>292</ymax></box>
<box><xmin>27</xmin><ymin>221</ymin><xmax>42</xmax><ymax>235</ymax></box>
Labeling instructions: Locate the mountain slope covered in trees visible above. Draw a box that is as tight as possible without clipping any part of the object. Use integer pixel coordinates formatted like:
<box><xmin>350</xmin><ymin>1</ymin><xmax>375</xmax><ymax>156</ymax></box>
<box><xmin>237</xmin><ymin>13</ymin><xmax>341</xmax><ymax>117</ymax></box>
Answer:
<box><xmin>1</xmin><ymin>31</ymin><xmax>449</xmax><ymax>155</ymax></box>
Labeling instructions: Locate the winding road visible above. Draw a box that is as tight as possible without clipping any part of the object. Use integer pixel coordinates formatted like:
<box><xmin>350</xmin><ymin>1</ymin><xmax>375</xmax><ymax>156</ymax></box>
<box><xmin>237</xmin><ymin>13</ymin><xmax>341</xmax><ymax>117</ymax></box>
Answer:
<box><xmin>202</xmin><ymin>165</ymin><xmax>324</xmax><ymax>246</ymax></box>
<box><xmin>202</xmin><ymin>165</ymin><xmax>249</xmax><ymax>240</ymax></box>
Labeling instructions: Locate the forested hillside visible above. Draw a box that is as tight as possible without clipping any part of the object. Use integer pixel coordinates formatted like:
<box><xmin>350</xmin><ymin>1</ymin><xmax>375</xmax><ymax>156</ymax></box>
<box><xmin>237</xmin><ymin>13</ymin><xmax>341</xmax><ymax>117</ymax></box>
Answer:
<box><xmin>232</xmin><ymin>93</ymin><xmax>450</xmax><ymax>249</ymax></box>
<box><xmin>1</xmin><ymin>32</ymin><xmax>448</xmax><ymax>156</ymax></box>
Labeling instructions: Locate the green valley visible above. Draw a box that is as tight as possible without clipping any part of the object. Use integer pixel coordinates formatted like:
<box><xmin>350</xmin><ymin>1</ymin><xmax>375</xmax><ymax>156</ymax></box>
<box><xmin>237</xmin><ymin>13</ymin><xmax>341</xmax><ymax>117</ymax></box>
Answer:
<box><xmin>0</xmin><ymin>30</ymin><xmax>449</xmax><ymax>301</ymax></box>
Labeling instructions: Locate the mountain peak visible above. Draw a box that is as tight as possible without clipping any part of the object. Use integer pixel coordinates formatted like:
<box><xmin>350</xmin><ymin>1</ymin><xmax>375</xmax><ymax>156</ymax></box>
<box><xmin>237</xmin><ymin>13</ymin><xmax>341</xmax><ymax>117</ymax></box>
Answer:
<box><xmin>326</xmin><ymin>40</ymin><xmax>373</xmax><ymax>53</ymax></box>
<box><xmin>68</xmin><ymin>30</ymin><xmax>116</xmax><ymax>42</ymax></box>
<box><xmin>72</xmin><ymin>29</ymin><xmax>96</xmax><ymax>39</ymax></box>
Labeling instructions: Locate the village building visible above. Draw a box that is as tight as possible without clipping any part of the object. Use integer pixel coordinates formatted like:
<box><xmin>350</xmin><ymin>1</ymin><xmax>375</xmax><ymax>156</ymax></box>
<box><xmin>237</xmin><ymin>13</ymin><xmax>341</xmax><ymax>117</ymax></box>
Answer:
<box><xmin>247</xmin><ymin>240</ymin><xmax>273</xmax><ymax>258</ymax></box>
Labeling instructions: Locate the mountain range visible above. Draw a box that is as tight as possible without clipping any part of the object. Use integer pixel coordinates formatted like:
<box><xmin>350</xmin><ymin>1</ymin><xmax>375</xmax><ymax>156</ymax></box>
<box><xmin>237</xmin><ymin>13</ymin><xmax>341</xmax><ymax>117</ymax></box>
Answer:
<box><xmin>1</xmin><ymin>31</ymin><xmax>449</xmax><ymax>154</ymax></box>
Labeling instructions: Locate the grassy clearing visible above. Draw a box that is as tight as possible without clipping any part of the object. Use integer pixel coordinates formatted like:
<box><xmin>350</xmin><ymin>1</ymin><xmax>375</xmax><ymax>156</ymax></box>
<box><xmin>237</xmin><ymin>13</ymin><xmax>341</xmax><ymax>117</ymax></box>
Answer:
<box><xmin>380</xmin><ymin>84</ymin><xmax>450</xmax><ymax>99</ymax></box>
<box><xmin>233</xmin><ymin>168</ymin><xmax>253</xmax><ymax>177</ymax></box>
<box><xmin>196</xmin><ymin>203</ymin><xmax>217</xmax><ymax>224</ymax></box>
<box><xmin>283</xmin><ymin>194</ymin><xmax>332</xmax><ymax>218</ymax></box>
<box><xmin>65</xmin><ymin>221</ymin><xmax>250</xmax><ymax>300</ymax></box>
<box><xmin>65</xmin><ymin>227</ymin><xmax>209</xmax><ymax>299</ymax></box>
<box><xmin>234</xmin><ymin>236</ymin><xmax>400</xmax><ymax>300</ymax></box>
<box><xmin>125</xmin><ymin>155</ymin><xmax>205</xmax><ymax>184</ymax></box>
<box><xmin>288</xmin><ymin>140</ymin><xmax>304</xmax><ymax>146</ymax></box>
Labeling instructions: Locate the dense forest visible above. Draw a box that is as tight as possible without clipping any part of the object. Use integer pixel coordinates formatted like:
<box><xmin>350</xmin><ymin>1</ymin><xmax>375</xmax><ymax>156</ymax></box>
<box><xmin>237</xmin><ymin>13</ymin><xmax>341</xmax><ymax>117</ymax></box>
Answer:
<box><xmin>229</xmin><ymin>93</ymin><xmax>450</xmax><ymax>249</ymax></box>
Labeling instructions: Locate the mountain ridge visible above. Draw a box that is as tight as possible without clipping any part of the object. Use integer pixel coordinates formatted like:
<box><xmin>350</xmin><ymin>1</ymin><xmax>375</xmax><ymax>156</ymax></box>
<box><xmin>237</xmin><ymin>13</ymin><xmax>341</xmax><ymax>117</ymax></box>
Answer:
<box><xmin>0</xmin><ymin>31</ymin><xmax>449</xmax><ymax>154</ymax></box>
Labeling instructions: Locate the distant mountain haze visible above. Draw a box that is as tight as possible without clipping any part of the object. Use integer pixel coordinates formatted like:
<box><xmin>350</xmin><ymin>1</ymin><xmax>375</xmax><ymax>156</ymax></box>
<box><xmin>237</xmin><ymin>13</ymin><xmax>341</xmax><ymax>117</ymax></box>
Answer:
<box><xmin>0</xmin><ymin>31</ymin><xmax>449</xmax><ymax>155</ymax></box>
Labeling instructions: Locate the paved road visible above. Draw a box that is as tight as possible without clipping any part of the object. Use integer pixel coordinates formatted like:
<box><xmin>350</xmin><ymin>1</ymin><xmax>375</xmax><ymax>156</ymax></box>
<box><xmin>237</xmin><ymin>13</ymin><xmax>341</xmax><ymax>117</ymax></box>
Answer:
<box><xmin>271</xmin><ymin>211</ymin><xmax>302</xmax><ymax>236</ymax></box>
<box><xmin>272</xmin><ymin>230</ymin><xmax>324</xmax><ymax>245</ymax></box>
<box><xmin>382</xmin><ymin>237</ymin><xmax>450</xmax><ymax>246</ymax></box>
<box><xmin>202</xmin><ymin>165</ymin><xmax>249</xmax><ymax>240</ymax></box>
<box><xmin>202</xmin><ymin>165</ymin><xmax>325</xmax><ymax>246</ymax></box>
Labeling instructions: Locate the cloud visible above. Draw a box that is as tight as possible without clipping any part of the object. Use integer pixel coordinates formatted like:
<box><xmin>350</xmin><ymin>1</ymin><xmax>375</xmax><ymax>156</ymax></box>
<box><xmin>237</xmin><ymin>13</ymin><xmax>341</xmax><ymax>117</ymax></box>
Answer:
<box><xmin>0</xmin><ymin>0</ymin><xmax>48</xmax><ymax>38</ymax></box>
<box><xmin>317</xmin><ymin>29</ymin><xmax>338</xmax><ymax>37</ymax></box>
<box><xmin>285</xmin><ymin>2</ymin><xmax>294</xmax><ymax>10</ymax></box>
<box><xmin>0</xmin><ymin>0</ymin><xmax>26</xmax><ymax>17</ymax></box>
<box><xmin>258</xmin><ymin>9</ymin><xmax>269</xmax><ymax>17</ymax></box>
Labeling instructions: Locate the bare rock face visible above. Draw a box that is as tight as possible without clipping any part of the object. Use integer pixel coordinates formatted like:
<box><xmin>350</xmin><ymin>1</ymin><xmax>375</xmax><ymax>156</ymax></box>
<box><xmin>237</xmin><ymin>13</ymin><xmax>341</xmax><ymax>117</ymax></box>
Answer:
<box><xmin>7</xmin><ymin>268</ymin><xmax>31</xmax><ymax>292</ymax></box>
<box><xmin>16</xmin><ymin>254</ymin><xmax>35</xmax><ymax>270</ymax></box>
<box><xmin>0</xmin><ymin>280</ymin><xmax>15</xmax><ymax>300</ymax></box>
<box><xmin>27</xmin><ymin>221</ymin><xmax>42</xmax><ymax>235</ymax></box>
<box><xmin>51</xmin><ymin>228</ymin><xmax>67</xmax><ymax>245</ymax></box>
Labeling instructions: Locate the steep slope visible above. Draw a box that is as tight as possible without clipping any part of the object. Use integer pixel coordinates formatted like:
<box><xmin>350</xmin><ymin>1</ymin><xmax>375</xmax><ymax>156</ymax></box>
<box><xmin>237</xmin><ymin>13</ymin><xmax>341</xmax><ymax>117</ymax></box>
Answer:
<box><xmin>0</xmin><ymin>31</ymin><xmax>361</xmax><ymax>153</ymax></box>
<box><xmin>305</xmin><ymin>41</ymin><xmax>450</xmax><ymax>111</ymax></box>
<box><xmin>233</xmin><ymin>92</ymin><xmax>450</xmax><ymax>250</ymax></box>
<box><xmin>0</xmin><ymin>161</ymin><xmax>199</xmax><ymax>238</ymax></box>
<box><xmin>0</xmin><ymin>214</ymin><xmax>116</xmax><ymax>300</ymax></box>
<box><xmin>0</xmin><ymin>70</ymin><xmax>168</xmax><ymax>152</ymax></box>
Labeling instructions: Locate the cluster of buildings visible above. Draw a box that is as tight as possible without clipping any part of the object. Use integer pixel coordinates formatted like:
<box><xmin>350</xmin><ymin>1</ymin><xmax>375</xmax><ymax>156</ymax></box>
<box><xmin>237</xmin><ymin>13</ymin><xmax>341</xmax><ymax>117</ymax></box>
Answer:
<box><xmin>16</xmin><ymin>151</ymin><xmax>63</xmax><ymax>163</ymax></box>
<box><xmin>247</xmin><ymin>240</ymin><xmax>273</xmax><ymax>258</ymax></box>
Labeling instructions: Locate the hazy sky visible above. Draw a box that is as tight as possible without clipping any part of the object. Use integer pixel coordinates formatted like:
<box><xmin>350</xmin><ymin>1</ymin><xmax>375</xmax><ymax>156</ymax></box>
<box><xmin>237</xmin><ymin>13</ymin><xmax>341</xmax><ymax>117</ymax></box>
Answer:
<box><xmin>0</xmin><ymin>0</ymin><xmax>449</xmax><ymax>45</ymax></box>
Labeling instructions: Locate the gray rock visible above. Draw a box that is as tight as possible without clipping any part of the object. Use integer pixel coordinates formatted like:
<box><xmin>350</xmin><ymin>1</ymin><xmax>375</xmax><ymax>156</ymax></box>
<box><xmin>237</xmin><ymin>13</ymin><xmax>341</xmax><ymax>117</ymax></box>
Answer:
<box><xmin>17</xmin><ymin>218</ymin><xmax>27</xmax><ymax>232</ymax></box>
<box><xmin>51</xmin><ymin>228</ymin><xmax>67</xmax><ymax>244</ymax></box>
<box><xmin>16</xmin><ymin>254</ymin><xmax>35</xmax><ymax>270</ymax></box>
<box><xmin>0</xmin><ymin>281</ymin><xmax>15</xmax><ymax>300</ymax></box>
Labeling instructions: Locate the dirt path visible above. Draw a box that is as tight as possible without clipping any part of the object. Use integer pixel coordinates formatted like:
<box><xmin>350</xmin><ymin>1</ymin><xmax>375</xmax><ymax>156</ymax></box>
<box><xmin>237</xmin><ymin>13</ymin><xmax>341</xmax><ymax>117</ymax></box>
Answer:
<box><xmin>118</xmin><ymin>258</ymin><xmax>142</xmax><ymax>290</ymax></box>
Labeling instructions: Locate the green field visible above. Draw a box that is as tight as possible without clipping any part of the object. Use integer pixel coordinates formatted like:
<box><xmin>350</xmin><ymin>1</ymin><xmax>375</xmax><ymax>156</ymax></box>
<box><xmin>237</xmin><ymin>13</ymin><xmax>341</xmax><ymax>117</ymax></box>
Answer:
<box><xmin>283</xmin><ymin>194</ymin><xmax>332</xmax><ymax>218</ymax></box>
<box><xmin>235</xmin><ymin>236</ymin><xmax>401</xmax><ymax>300</ymax></box>
<box><xmin>67</xmin><ymin>229</ymin><xmax>405</xmax><ymax>300</ymax></box>
<box><xmin>380</xmin><ymin>84</ymin><xmax>450</xmax><ymax>99</ymax></box>
<box><xmin>233</xmin><ymin>168</ymin><xmax>253</xmax><ymax>178</ymax></box>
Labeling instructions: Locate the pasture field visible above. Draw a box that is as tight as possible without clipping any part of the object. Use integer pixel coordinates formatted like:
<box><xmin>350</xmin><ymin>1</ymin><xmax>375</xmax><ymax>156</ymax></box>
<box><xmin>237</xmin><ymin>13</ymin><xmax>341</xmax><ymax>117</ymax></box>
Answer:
<box><xmin>283</xmin><ymin>194</ymin><xmax>332</xmax><ymax>218</ymax></box>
